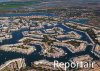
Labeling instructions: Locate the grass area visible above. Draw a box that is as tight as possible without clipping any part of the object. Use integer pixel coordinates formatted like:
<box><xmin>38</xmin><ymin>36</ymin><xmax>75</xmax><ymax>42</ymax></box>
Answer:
<box><xmin>0</xmin><ymin>0</ymin><xmax>40</xmax><ymax>10</ymax></box>
<box><xmin>17</xmin><ymin>45</ymin><xmax>29</xmax><ymax>49</ymax></box>
<box><xmin>88</xmin><ymin>16</ymin><xmax>100</xmax><ymax>23</ymax></box>
<box><xmin>23</xmin><ymin>38</ymin><xmax>33</xmax><ymax>45</ymax></box>
<box><xmin>68</xmin><ymin>40</ymin><xmax>81</xmax><ymax>47</ymax></box>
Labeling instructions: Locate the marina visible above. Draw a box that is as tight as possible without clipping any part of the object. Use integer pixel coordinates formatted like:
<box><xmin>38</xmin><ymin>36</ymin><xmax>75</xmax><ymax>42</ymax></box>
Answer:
<box><xmin>0</xmin><ymin>13</ymin><xmax>99</xmax><ymax>67</ymax></box>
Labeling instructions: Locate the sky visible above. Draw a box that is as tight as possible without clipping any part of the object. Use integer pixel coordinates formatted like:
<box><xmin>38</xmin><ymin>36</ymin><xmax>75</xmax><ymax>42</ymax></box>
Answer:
<box><xmin>0</xmin><ymin>0</ymin><xmax>9</xmax><ymax>2</ymax></box>
<box><xmin>0</xmin><ymin>0</ymin><xmax>100</xmax><ymax>3</ymax></box>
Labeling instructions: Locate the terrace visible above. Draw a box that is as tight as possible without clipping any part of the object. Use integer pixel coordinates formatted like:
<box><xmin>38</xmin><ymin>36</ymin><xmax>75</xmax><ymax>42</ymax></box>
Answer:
<box><xmin>92</xmin><ymin>44</ymin><xmax>100</xmax><ymax>58</ymax></box>
<box><xmin>30</xmin><ymin>60</ymin><xmax>64</xmax><ymax>71</ymax></box>
<box><xmin>56</xmin><ymin>31</ymin><xmax>81</xmax><ymax>39</ymax></box>
<box><xmin>0</xmin><ymin>33</ymin><xmax>12</xmax><ymax>42</ymax></box>
<box><xmin>0</xmin><ymin>58</ymin><xmax>26</xmax><ymax>71</ymax></box>
<box><xmin>0</xmin><ymin>43</ymin><xmax>36</xmax><ymax>55</ymax></box>
<box><xmin>54</xmin><ymin>39</ymin><xmax>87</xmax><ymax>53</ymax></box>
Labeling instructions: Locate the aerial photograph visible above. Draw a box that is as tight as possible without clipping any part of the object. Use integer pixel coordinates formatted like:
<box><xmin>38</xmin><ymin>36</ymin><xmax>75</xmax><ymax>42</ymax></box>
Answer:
<box><xmin>0</xmin><ymin>0</ymin><xmax>100</xmax><ymax>71</ymax></box>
